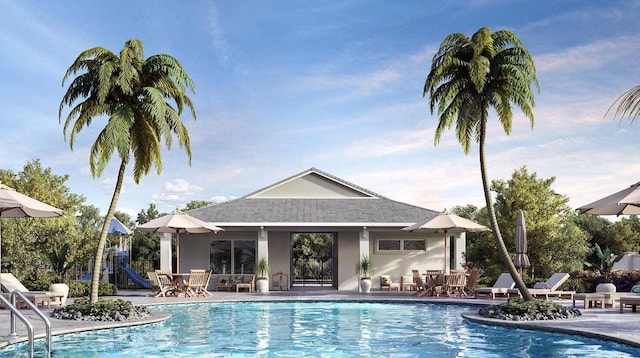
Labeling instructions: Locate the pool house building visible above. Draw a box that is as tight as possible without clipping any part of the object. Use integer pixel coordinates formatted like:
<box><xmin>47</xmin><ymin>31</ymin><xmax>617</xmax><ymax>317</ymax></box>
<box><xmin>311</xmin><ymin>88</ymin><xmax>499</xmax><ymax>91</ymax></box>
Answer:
<box><xmin>162</xmin><ymin>168</ymin><xmax>467</xmax><ymax>291</ymax></box>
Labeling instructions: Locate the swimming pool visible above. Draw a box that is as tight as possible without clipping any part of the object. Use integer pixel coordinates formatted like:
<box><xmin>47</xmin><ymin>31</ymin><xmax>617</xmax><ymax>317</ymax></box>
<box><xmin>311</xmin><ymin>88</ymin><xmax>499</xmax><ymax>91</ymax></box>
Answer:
<box><xmin>2</xmin><ymin>301</ymin><xmax>639</xmax><ymax>357</ymax></box>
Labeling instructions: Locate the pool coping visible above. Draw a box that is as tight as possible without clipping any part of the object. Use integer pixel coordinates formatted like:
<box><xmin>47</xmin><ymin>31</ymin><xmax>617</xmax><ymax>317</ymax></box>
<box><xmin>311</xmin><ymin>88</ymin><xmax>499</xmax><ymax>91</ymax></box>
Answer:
<box><xmin>2</xmin><ymin>291</ymin><xmax>640</xmax><ymax>351</ymax></box>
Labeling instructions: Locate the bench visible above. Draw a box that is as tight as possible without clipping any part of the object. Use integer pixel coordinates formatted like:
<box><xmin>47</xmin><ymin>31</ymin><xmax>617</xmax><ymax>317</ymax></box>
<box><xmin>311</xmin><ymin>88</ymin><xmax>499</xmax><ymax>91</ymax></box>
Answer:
<box><xmin>619</xmin><ymin>296</ymin><xmax>640</xmax><ymax>313</ymax></box>
<box><xmin>573</xmin><ymin>293</ymin><xmax>605</xmax><ymax>309</ymax></box>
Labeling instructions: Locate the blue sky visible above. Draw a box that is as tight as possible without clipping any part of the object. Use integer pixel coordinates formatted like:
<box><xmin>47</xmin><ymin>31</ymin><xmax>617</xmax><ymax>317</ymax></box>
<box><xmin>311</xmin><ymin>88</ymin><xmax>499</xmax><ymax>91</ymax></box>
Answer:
<box><xmin>1</xmin><ymin>1</ymin><xmax>639</xmax><ymax>219</ymax></box>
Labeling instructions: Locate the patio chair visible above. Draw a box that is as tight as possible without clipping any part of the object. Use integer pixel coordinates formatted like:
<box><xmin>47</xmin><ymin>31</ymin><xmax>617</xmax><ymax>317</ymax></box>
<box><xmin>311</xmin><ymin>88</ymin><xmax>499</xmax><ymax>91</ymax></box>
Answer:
<box><xmin>147</xmin><ymin>271</ymin><xmax>161</xmax><ymax>296</ymax></box>
<box><xmin>443</xmin><ymin>270</ymin><xmax>467</xmax><ymax>297</ymax></box>
<box><xmin>379</xmin><ymin>275</ymin><xmax>400</xmax><ymax>291</ymax></box>
<box><xmin>474</xmin><ymin>273</ymin><xmax>515</xmax><ymax>299</ymax></box>
<box><xmin>464</xmin><ymin>268</ymin><xmax>481</xmax><ymax>296</ymax></box>
<box><xmin>411</xmin><ymin>270</ymin><xmax>429</xmax><ymax>296</ymax></box>
<box><xmin>507</xmin><ymin>273</ymin><xmax>574</xmax><ymax>299</ymax></box>
<box><xmin>400</xmin><ymin>274</ymin><xmax>417</xmax><ymax>291</ymax></box>
<box><xmin>0</xmin><ymin>273</ymin><xmax>64</xmax><ymax>307</ymax></box>
<box><xmin>185</xmin><ymin>269</ymin><xmax>212</xmax><ymax>297</ymax></box>
<box><xmin>154</xmin><ymin>270</ymin><xmax>178</xmax><ymax>297</ymax></box>
<box><xmin>424</xmin><ymin>270</ymin><xmax>445</xmax><ymax>296</ymax></box>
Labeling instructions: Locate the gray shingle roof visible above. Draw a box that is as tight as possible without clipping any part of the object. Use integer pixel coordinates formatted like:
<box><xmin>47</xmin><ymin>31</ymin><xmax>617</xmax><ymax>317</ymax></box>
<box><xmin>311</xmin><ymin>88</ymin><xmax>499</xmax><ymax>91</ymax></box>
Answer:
<box><xmin>187</xmin><ymin>168</ymin><xmax>438</xmax><ymax>227</ymax></box>
<box><xmin>189</xmin><ymin>198</ymin><xmax>437</xmax><ymax>225</ymax></box>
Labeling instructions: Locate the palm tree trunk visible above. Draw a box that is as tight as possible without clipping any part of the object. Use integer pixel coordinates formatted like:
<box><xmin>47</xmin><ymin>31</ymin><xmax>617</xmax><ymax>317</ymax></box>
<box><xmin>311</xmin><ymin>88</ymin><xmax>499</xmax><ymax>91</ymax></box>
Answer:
<box><xmin>89</xmin><ymin>159</ymin><xmax>126</xmax><ymax>303</ymax></box>
<box><xmin>479</xmin><ymin>113</ymin><xmax>533</xmax><ymax>301</ymax></box>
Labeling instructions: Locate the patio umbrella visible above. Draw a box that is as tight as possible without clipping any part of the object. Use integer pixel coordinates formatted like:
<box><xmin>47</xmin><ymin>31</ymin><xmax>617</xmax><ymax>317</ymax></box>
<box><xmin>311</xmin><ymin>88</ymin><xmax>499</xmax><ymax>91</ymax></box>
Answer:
<box><xmin>513</xmin><ymin>209</ymin><xmax>530</xmax><ymax>277</ymax></box>
<box><xmin>136</xmin><ymin>209</ymin><xmax>223</xmax><ymax>272</ymax></box>
<box><xmin>577</xmin><ymin>181</ymin><xmax>640</xmax><ymax>216</ymax></box>
<box><xmin>0</xmin><ymin>183</ymin><xmax>64</xmax><ymax>286</ymax></box>
<box><xmin>402</xmin><ymin>210</ymin><xmax>489</xmax><ymax>273</ymax></box>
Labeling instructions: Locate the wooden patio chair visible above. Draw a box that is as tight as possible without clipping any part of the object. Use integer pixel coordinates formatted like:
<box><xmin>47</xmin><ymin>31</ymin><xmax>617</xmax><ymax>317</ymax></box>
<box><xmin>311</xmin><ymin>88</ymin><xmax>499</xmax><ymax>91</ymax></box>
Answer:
<box><xmin>155</xmin><ymin>270</ymin><xmax>177</xmax><ymax>297</ymax></box>
<box><xmin>425</xmin><ymin>270</ymin><xmax>444</xmax><ymax>296</ymax></box>
<box><xmin>185</xmin><ymin>269</ymin><xmax>212</xmax><ymax>297</ymax></box>
<box><xmin>463</xmin><ymin>268</ymin><xmax>481</xmax><ymax>296</ymax></box>
<box><xmin>444</xmin><ymin>269</ymin><xmax>467</xmax><ymax>297</ymax></box>
<box><xmin>147</xmin><ymin>271</ymin><xmax>161</xmax><ymax>296</ymax></box>
<box><xmin>411</xmin><ymin>270</ymin><xmax>429</xmax><ymax>296</ymax></box>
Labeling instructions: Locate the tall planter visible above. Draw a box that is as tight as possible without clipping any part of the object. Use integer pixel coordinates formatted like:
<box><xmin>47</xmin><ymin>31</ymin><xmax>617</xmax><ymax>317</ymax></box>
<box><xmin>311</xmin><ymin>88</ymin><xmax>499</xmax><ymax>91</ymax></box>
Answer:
<box><xmin>255</xmin><ymin>256</ymin><xmax>270</xmax><ymax>293</ymax></box>
<box><xmin>359</xmin><ymin>278</ymin><xmax>372</xmax><ymax>293</ymax></box>
<box><xmin>596</xmin><ymin>282</ymin><xmax>616</xmax><ymax>293</ymax></box>
<box><xmin>356</xmin><ymin>255</ymin><xmax>372</xmax><ymax>293</ymax></box>
<box><xmin>49</xmin><ymin>283</ymin><xmax>70</xmax><ymax>305</ymax></box>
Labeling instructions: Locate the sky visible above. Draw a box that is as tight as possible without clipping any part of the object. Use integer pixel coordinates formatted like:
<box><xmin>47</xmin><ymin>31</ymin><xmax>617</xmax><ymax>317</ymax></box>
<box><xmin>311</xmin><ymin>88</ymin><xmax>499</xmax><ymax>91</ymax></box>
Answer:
<box><xmin>1</xmin><ymin>1</ymin><xmax>639</xmax><ymax>220</ymax></box>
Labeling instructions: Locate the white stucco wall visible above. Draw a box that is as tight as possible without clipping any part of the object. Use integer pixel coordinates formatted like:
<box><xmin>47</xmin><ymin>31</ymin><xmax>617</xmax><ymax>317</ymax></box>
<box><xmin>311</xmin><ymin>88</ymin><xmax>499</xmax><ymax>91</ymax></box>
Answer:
<box><xmin>268</xmin><ymin>231</ymin><xmax>291</xmax><ymax>288</ymax></box>
<box><xmin>337</xmin><ymin>231</ymin><xmax>361</xmax><ymax>291</ymax></box>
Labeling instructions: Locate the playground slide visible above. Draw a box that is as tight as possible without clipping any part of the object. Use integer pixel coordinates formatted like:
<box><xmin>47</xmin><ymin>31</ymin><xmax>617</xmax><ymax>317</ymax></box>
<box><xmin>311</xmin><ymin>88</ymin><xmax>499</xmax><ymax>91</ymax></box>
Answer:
<box><xmin>78</xmin><ymin>272</ymin><xmax>92</xmax><ymax>281</ymax></box>
<box><xmin>123</xmin><ymin>267</ymin><xmax>151</xmax><ymax>289</ymax></box>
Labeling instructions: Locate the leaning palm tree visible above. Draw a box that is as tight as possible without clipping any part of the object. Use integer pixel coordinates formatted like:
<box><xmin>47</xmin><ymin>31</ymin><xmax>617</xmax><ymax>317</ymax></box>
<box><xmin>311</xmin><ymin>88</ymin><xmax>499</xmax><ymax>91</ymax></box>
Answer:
<box><xmin>59</xmin><ymin>39</ymin><xmax>196</xmax><ymax>303</ymax></box>
<box><xmin>606</xmin><ymin>85</ymin><xmax>640</xmax><ymax>123</ymax></box>
<box><xmin>424</xmin><ymin>27</ymin><xmax>539</xmax><ymax>301</ymax></box>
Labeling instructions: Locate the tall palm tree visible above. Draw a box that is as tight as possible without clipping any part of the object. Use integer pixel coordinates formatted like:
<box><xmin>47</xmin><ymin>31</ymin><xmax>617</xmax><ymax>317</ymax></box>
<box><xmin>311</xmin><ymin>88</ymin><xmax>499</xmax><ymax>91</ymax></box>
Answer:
<box><xmin>424</xmin><ymin>27</ymin><xmax>539</xmax><ymax>301</ymax></box>
<box><xmin>59</xmin><ymin>39</ymin><xmax>196</xmax><ymax>303</ymax></box>
<box><xmin>606</xmin><ymin>85</ymin><xmax>640</xmax><ymax>122</ymax></box>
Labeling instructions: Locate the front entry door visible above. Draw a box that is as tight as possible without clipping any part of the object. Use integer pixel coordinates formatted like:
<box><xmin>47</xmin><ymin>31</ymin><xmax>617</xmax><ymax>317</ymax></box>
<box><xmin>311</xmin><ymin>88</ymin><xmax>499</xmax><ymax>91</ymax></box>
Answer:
<box><xmin>291</xmin><ymin>233</ymin><xmax>335</xmax><ymax>288</ymax></box>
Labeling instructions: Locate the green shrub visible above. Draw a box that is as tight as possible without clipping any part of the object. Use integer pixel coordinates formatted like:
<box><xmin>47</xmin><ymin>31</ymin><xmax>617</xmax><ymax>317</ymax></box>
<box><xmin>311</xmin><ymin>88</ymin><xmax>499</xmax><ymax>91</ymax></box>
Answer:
<box><xmin>498</xmin><ymin>297</ymin><xmax>564</xmax><ymax>316</ymax></box>
<box><xmin>68</xmin><ymin>281</ymin><xmax>118</xmax><ymax>298</ymax></box>
<box><xmin>63</xmin><ymin>298</ymin><xmax>134</xmax><ymax>316</ymax></box>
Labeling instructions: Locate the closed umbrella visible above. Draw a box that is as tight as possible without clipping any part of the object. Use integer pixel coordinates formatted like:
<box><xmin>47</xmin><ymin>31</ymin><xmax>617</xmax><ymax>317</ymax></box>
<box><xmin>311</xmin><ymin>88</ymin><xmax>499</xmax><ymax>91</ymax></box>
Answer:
<box><xmin>0</xmin><ymin>183</ymin><xmax>64</xmax><ymax>286</ymax></box>
<box><xmin>577</xmin><ymin>181</ymin><xmax>640</xmax><ymax>215</ymax></box>
<box><xmin>513</xmin><ymin>210</ymin><xmax>530</xmax><ymax>277</ymax></box>
<box><xmin>136</xmin><ymin>209</ymin><xmax>223</xmax><ymax>272</ymax></box>
<box><xmin>402</xmin><ymin>210</ymin><xmax>489</xmax><ymax>273</ymax></box>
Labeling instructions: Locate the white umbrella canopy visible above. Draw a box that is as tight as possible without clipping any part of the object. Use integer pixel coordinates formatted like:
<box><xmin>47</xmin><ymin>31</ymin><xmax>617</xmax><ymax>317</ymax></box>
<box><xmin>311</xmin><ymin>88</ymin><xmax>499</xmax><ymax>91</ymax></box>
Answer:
<box><xmin>577</xmin><ymin>181</ymin><xmax>640</xmax><ymax>216</ymax></box>
<box><xmin>513</xmin><ymin>209</ymin><xmax>530</xmax><ymax>276</ymax></box>
<box><xmin>0</xmin><ymin>183</ymin><xmax>64</xmax><ymax>285</ymax></box>
<box><xmin>135</xmin><ymin>209</ymin><xmax>223</xmax><ymax>272</ymax></box>
<box><xmin>402</xmin><ymin>210</ymin><xmax>489</xmax><ymax>273</ymax></box>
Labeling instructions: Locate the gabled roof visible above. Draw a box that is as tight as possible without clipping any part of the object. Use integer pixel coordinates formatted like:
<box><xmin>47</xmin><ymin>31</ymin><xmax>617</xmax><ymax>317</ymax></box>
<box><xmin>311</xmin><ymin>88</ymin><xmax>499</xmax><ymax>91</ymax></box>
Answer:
<box><xmin>188</xmin><ymin>168</ymin><xmax>437</xmax><ymax>227</ymax></box>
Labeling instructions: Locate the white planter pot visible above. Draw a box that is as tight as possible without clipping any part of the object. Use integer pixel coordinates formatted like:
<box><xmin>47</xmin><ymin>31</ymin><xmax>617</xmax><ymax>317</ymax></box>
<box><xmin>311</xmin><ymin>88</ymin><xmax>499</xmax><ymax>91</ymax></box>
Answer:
<box><xmin>596</xmin><ymin>282</ymin><xmax>616</xmax><ymax>293</ymax></box>
<box><xmin>359</xmin><ymin>279</ymin><xmax>372</xmax><ymax>293</ymax></box>
<box><xmin>256</xmin><ymin>279</ymin><xmax>269</xmax><ymax>293</ymax></box>
<box><xmin>49</xmin><ymin>283</ymin><xmax>69</xmax><ymax>305</ymax></box>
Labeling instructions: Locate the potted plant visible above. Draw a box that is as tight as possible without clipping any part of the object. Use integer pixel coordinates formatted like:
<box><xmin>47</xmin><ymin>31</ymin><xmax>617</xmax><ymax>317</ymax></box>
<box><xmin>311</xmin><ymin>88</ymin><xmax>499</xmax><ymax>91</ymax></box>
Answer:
<box><xmin>255</xmin><ymin>256</ymin><xmax>270</xmax><ymax>293</ymax></box>
<box><xmin>42</xmin><ymin>243</ymin><xmax>74</xmax><ymax>304</ymax></box>
<box><xmin>356</xmin><ymin>255</ymin><xmax>372</xmax><ymax>293</ymax></box>
<box><xmin>585</xmin><ymin>243</ymin><xmax>623</xmax><ymax>293</ymax></box>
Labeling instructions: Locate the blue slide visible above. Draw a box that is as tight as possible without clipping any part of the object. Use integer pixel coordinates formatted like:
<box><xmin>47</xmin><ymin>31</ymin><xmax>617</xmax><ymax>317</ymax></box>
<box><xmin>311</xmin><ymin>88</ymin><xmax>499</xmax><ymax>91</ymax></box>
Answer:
<box><xmin>123</xmin><ymin>267</ymin><xmax>151</xmax><ymax>289</ymax></box>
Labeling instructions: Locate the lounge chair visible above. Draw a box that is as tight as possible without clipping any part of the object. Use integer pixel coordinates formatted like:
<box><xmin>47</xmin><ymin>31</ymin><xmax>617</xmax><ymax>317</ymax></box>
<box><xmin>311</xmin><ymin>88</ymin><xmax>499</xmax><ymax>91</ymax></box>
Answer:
<box><xmin>380</xmin><ymin>275</ymin><xmax>400</xmax><ymax>291</ymax></box>
<box><xmin>0</xmin><ymin>273</ymin><xmax>64</xmax><ymax>307</ymax></box>
<box><xmin>474</xmin><ymin>273</ymin><xmax>515</xmax><ymax>299</ymax></box>
<box><xmin>507</xmin><ymin>273</ymin><xmax>574</xmax><ymax>299</ymax></box>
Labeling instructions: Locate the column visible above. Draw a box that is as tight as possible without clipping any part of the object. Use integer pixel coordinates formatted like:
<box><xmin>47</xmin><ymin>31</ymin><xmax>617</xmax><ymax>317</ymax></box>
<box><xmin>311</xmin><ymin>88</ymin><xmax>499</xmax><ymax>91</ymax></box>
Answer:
<box><xmin>160</xmin><ymin>233</ymin><xmax>173</xmax><ymax>271</ymax></box>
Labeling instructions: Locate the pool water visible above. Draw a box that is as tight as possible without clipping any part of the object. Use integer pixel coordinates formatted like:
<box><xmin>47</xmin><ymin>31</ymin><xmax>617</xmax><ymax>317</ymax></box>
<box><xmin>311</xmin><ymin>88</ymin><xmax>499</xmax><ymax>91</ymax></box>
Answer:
<box><xmin>2</xmin><ymin>301</ymin><xmax>639</xmax><ymax>357</ymax></box>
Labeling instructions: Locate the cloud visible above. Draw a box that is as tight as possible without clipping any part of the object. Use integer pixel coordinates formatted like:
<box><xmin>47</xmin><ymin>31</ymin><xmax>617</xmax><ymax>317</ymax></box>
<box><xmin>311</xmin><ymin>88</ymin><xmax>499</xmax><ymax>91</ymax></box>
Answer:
<box><xmin>536</xmin><ymin>36</ymin><xmax>640</xmax><ymax>73</ymax></box>
<box><xmin>207</xmin><ymin>3</ymin><xmax>229</xmax><ymax>64</ymax></box>
<box><xmin>164</xmin><ymin>179</ymin><xmax>204</xmax><ymax>194</ymax></box>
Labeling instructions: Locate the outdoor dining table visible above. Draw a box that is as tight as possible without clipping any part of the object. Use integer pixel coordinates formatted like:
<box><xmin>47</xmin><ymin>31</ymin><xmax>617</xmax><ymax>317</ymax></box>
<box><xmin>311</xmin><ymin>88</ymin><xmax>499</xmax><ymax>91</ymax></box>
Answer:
<box><xmin>161</xmin><ymin>273</ymin><xmax>189</xmax><ymax>297</ymax></box>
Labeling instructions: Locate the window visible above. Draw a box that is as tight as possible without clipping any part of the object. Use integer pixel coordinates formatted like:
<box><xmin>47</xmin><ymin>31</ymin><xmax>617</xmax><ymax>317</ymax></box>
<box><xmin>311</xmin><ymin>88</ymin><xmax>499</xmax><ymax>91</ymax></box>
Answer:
<box><xmin>377</xmin><ymin>239</ymin><xmax>426</xmax><ymax>252</ymax></box>
<box><xmin>211</xmin><ymin>240</ymin><xmax>256</xmax><ymax>274</ymax></box>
